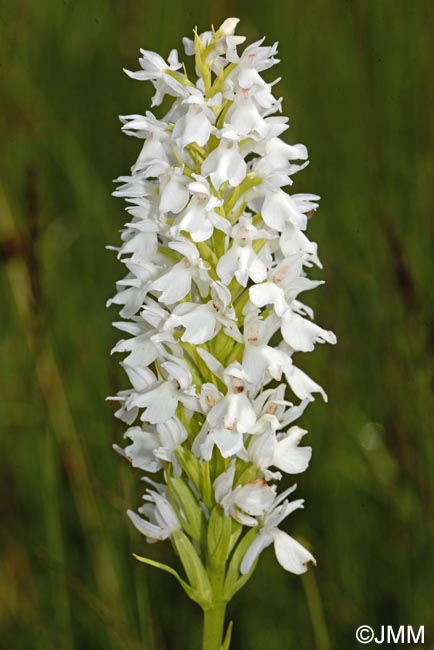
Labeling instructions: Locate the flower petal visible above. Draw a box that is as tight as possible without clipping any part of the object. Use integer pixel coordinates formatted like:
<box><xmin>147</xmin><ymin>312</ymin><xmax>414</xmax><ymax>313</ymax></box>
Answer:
<box><xmin>282</xmin><ymin>312</ymin><xmax>337</xmax><ymax>352</ymax></box>
<box><xmin>273</xmin><ymin>427</ymin><xmax>312</xmax><ymax>474</ymax></box>
<box><xmin>272</xmin><ymin>529</ymin><xmax>316</xmax><ymax>574</ymax></box>
<box><xmin>127</xmin><ymin>509</ymin><xmax>169</xmax><ymax>541</ymax></box>
<box><xmin>214</xmin><ymin>427</ymin><xmax>245</xmax><ymax>458</ymax></box>
<box><xmin>262</xmin><ymin>191</ymin><xmax>307</xmax><ymax>231</ymax></box>
<box><xmin>240</xmin><ymin>532</ymin><xmax>274</xmax><ymax>575</ymax></box>
<box><xmin>124</xmin><ymin>427</ymin><xmax>162</xmax><ymax>472</ymax></box>
<box><xmin>151</xmin><ymin>266</ymin><xmax>192</xmax><ymax>304</ymax></box>
<box><xmin>214</xmin><ymin>464</ymin><xmax>236</xmax><ymax>504</ymax></box>
<box><xmin>234</xmin><ymin>482</ymin><xmax>276</xmax><ymax>516</ymax></box>
<box><xmin>285</xmin><ymin>365</ymin><xmax>327</xmax><ymax>402</ymax></box>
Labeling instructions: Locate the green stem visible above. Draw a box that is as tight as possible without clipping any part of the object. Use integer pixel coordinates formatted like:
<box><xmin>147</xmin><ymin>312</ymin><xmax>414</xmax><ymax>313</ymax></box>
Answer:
<box><xmin>202</xmin><ymin>601</ymin><xmax>227</xmax><ymax>650</ymax></box>
<box><xmin>202</xmin><ymin>565</ymin><xmax>228</xmax><ymax>650</ymax></box>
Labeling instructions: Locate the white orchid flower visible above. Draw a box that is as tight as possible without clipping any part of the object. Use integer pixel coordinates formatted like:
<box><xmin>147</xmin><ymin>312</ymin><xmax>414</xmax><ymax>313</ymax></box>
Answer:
<box><xmin>119</xmin><ymin>113</ymin><xmax>175</xmax><ymax>173</ymax></box>
<box><xmin>217</xmin><ymin>215</ymin><xmax>273</xmax><ymax>286</ymax></box>
<box><xmin>248</xmin><ymin>259</ymin><xmax>336</xmax><ymax>352</ymax></box>
<box><xmin>152</xmin><ymin>164</ymin><xmax>190</xmax><ymax>214</ymax></box>
<box><xmin>115</xmin><ymin>222</ymin><xmax>159</xmax><ymax>265</ymax></box>
<box><xmin>164</xmin><ymin>281</ymin><xmax>241</xmax><ymax>345</ymax></box>
<box><xmin>280</xmin><ymin>308</ymin><xmax>337</xmax><ymax>352</ymax></box>
<box><xmin>150</xmin><ymin>239</ymin><xmax>211</xmax><ymax>303</ymax></box>
<box><xmin>154</xmin><ymin>417</ymin><xmax>188</xmax><ymax>464</ymax></box>
<box><xmin>114</xmin><ymin>426</ymin><xmax>162</xmax><ymax>473</ymax></box>
<box><xmin>242</xmin><ymin>313</ymin><xmax>292</xmax><ymax>385</ymax></box>
<box><xmin>126</xmin><ymin>357</ymin><xmax>197</xmax><ymax>424</ymax></box>
<box><xmin>111</xmin><ymin>327</ymin><xmax>166</xmax><ymax>368</ymax></box>
<box><xmin>279</xmin><ymin>221</ymin><xmax>322</xmax><ymax>268</ymax></box>
<box><xmin>127</xmin><ymin>489</ymin><xmax>181</xmax><ymax>541</ymax></box>
<box><xmin>198</xmin><ymin>364</ymin><xmax>256</xmax><ymax>460</ymax></box>
<box><xmin>247</xmin><ymin>417</ymin><xmax>312</xmax><ymax>479</ymax></box>
<box><xmin>253</xmin><ymin>387</ymin><xmax>312</xmax><ymax>432</ymax></box>
<box><xmin>125</xmin><ymin>49</ymin><xmax>186</xmax><ymax>107</ymax></box>
<box><xmin>172</xmin><ymin>89</ymin><xmax>217</xmax><ymax>148</ymax></box>
<box><xmin>226</xmin><ymin>90</ymin><xmax>269</xmax><ymax>139</ymax></box>
<box><xmin>240</xmin><ymin>486</ymin><xmax>316</xmax><ymax>575</ymax></box>
<box><xmin>262</xmin><ymin>189</ymin><xmax>310</xmax><ymax>231</ymax></box>
<box><xmin>106</xmin><ymin>262</ymin><xmax>160</xmax><ymax>318</ymax></box>
<box><xmin>214</xmin><ymin>464</ymin><xmax>277</xmax><ymax>526</ymax></box>
<box><xmin>201</xmin><ymin>126</ymin><xmax>247</xmax><ymax>188</ymax></box>
<box><xmin>253</xmin><ymin>137</ymin><xmax>308</xmax><ymax>170</ymax></box>
<box><xmin>226</xmin><ymin>36</ymin><xmax>279</xmax><ymax>73</ymax></box>
<box><xmin>171</xmin><ymin>176</ymin><xmax>229</xmax><ymax>242</ymax></box>
<box><xmin>114</xmin><ymin>415</ymin><xmax>188</xmax><ymax>475</ymax></box>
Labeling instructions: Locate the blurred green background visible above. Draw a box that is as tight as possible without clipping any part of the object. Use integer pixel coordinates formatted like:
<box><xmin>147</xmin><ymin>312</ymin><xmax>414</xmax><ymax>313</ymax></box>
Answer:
<box><xmin>1</xmin><ymin>0</ymin><xmax>433</xmax><ymax>648</ymax></box>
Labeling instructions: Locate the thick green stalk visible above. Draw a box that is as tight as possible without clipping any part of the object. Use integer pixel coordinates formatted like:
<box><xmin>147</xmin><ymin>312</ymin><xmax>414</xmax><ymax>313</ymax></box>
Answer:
<box><xmin>202</xmin><ymin>601</ymin><xmax>227</xmax><ymax>650</ymax></box>
<box><xmin>202</xmin><ymin>566</ymin><xmax>228</xmax><ymax>650</ymax></box>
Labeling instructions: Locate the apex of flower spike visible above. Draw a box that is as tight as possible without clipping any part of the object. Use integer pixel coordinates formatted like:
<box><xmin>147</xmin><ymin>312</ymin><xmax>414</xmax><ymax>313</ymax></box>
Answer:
<box><xmin>217</xmin><ymin>17</ymin><xmax>240</xmax><ymax>36</ymax></box>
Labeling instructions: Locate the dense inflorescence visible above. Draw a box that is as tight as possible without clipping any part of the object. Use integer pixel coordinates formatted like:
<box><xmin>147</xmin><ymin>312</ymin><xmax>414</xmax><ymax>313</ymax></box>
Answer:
<box><xmin>108</xmin><ymin>18</ymin><xmax>336</xmax><ymax>601</ymax></box>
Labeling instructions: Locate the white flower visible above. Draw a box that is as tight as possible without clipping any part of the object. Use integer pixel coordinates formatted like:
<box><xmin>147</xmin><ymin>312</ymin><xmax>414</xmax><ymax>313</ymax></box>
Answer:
<box><xmin>242</xmin><ymin>313</ymin><xmax>291</xmax><ymax>385</ymax></box>
<box><xmin>253</xmin><ymin>138</ymin><xmax>308</xmax><ymax>173</ymax></box>
<box><xmin>114</xmin><ymin>415</ymin><xmax>188</xmax><ymax>475</ymax></box>
<box><xmin>226</xmin><ymin>36</ymin><xmax>279</xmax><ymax>74</ymax></box>
<box><xmin>240</xmin><ymin>486</ymin><xmax>316</xmax><ymax>575</ymax></box>
<box><xmin>170</xmin><ymin>176</ymin><xmax>229</xmax><ymax>242</ymax></box>
<box><xmin>280</xmin><ymin>308</ymin><xmax>337</xmax><ymax>352</ymax></box>
<box><xmin>115</xmin><ymin>426</ymin><xmax>162</xmax><ymax>472</ymax></box>
<box><xmin>279</xmin><ymin>220</ymin><xmax>322</xmax><ymax>268</ymax></box>
<box><xmin>125</xmin><ymin>49</ymin><xmax>186</xmax><ymax>106</ymax></box>
<box><xmin>150</xmin><ymin>239</ymin><xmax>211</xmax><ymax>303</ymax></box>
<box><xmin>173</xmin><ymin>90</ymin><xmax>217</xmax><ymax>148</ymax></box>
<box><xmin>253</xmin><ymin>385</ymin><xmax>311</xmax><ymax>428</ymax></box>
<box><xmin>195</xmin><ymin>363</ymin><xmax>257</xmax><ymax>460</ymax></box>
<box><xmin>155</xmin><ymin>164</ymin><xmax>190</xmax><ymax>214</ymax></box>
<box><xmin>164</xmin><ymin>281</ymin><xmax>241</xmax><ymax>344</ymax></box>
<box><xmin>217</xmin><ymin>216</ymin><xmax>273</xmax><ymax>286</ymax></box>
<box><xmin>214</xmin><ymin>464</ymin><xmax>277</xmax><ymax>526</ymax></box>
<box><xmin>111</xmin><ymin>327</ymin><xmax>165</xmax><ymax>369</ymax></box>
<box><xmin>106</xmin><ymin>262</ymin><xmax>160</xmax><ymax>318</ymax></box>
<box><xmin>154</xmin><ymin>417</ymin><xmax>188</xmax><ymax>463</ymax></box>
<box><xmin>226</xmin><ymin>91</ymin><xmax>269</xmax><ymax>139</ymax></box>
<box><xmin>247</xmin><ymin>417</ymin><xmax>312</xmax><ymax>479</ymax></box>
<box><xmin>127</xmin><ymin>489</ymin><xmax>180</xmax><ymax>541</ymax></box>
<box><xmin>201</xmin><ymin>127</ymin><xmax>247</xmax><ymax>188</ymax></box>
<box><xmin>262</xmin><ymin>190</ymin><xmax>309</xmax><ymax>231</ymax></box>
<box><xmin>248</xmin><ymin>257</ymin><xmax>336</xmax><ymax>353</ymax></box>
<box><xmin>126</xmin><ymin>357</ymin><xmax>197</xmax><ymax>424</ymax></box>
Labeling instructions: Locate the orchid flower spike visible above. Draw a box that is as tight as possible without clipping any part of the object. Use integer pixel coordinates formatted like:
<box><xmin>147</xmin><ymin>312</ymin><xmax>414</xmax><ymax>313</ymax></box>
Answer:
<box><xmin>109</xmin><ymin>17</ymin><xmax>335</xmax><ymax>650</ymax></box>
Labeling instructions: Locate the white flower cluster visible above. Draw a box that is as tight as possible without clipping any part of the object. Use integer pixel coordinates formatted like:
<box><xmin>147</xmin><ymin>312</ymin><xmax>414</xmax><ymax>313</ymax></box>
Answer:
<box><xmin>109</xmin><ymin>18</ymin><xmax>336</xmax><ymax>583</ymax></box>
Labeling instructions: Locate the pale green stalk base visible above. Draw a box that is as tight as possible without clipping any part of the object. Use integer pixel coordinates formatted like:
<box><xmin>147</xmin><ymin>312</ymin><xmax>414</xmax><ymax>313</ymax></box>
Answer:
<box><xmin>202</xmin><ymin>602</ymin><xmax>227</xmax><ymax>650</ymax></box>
<box><xmin>201</xmin><ymin>565</ymin><xmax>229</xmax><ymax>650</ymax></box>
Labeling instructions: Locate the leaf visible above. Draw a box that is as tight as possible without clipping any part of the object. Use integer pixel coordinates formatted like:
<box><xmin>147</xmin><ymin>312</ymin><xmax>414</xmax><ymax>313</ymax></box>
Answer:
<box><xmin>224</xmin><ymin>559</ymin><xmax>258</xmax><ymax>601</ymax></box>
<box><xmin>175</xmin><ymin>447</ymin><xmax>201</xmax><ymax>489</ymax></box>
<box><xmin>228</xmin><ymin>522</ymin><xmax>242</xmax><ymax>554</ymax></box>
<box><xmin>168</xmin><ymin>476</ymin><xmax>205</xmax><ymax>542</ymax></box>
<box><xmin>221</xmin><ymin>620</ymin><xmax>233</xmax><ymax>650</ymax></box>
<box><xmin>235</xmin><ymin>464</ymin><xmax>258</xmax><ymax>487</ymax></box>
<box><xmin>223</xmin><ymin>528</ymin><xmax>259</xmax><ymax>600</ymax></box>
<box><xmin>200</xmin><ymin>460</ymin><xmax>213</xmax><ymax>509</ymax></box>
<box><xmin>133</xmin><ymin>554</ymin><xmax>204</xmax><ymax>606</ymax></box>
<box><xmin>207</xmin><ymin>505</ymin><xmax>232</xmax><ymax>568</ymax></box>
<box><xmin>171</xmin><ymin>530</ymin><xmax>213</xmax><ymax>606</ymax></box>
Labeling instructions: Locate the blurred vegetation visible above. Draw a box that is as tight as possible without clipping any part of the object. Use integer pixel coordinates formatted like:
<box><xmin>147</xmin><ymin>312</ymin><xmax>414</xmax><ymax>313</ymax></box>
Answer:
<box><xmin>1</xmin><ymin>0</ymin><xmax>433</xmax><ymax>648</ymax></box>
